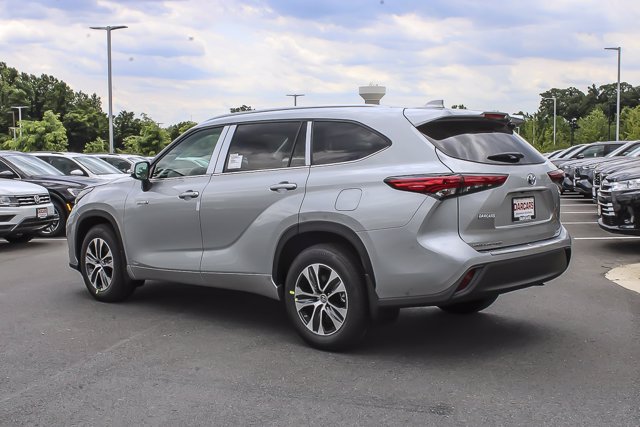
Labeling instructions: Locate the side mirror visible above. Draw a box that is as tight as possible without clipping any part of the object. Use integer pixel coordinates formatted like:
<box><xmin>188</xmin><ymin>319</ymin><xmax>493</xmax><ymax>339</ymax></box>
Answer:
<box><xmin>0</xmin><ymin>170</ymin><xmax>16</xmax><ymax>179</ymax></box>
<box><xmin>70</xmin><ymin>169</ymin><xmax>85</xmax><ymax>176</ymax></box>
<box><xmin>576</xmin><ymin>154</ymin><xmax>585</xmax><ymax>159</ymax></box>
<box><xmin>132</xmin><ymin>161</ymin><xmax>150</xmax><ymax>180</ymax></box>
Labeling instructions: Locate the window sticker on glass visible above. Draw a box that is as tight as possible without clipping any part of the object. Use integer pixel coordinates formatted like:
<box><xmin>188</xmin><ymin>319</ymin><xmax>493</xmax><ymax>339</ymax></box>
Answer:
<box><xmin>228</xmin><ymin>153</ymin><xmax>243</xmax><ymax>170</ymax></box>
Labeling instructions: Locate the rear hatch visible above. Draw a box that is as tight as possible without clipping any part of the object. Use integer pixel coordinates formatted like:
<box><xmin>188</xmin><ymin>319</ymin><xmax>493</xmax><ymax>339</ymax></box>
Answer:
<box><xmin>409</xmin><ymin>112</ymin><xmax>560</xmax><ymax>251</ymax></box>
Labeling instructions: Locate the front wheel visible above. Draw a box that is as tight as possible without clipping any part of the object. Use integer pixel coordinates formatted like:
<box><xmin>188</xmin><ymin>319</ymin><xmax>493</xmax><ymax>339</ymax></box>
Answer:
<box><xmin>80</xmin><ymin>224</ymin><xmax>137</xmax><ymax>302</ymax></box>
<box><xmin>284</xmin><ymin>244</ymin><xmax>369</xmax><ymax>351</ymax></box>
<box><xmin>5</xmin><ymin>233</ymin><xmax>33</xmax><ymax>244</ymax></box>
<box><xmin>38</xmin><ymin>199</ymin><xmax>66</xmax><ymax>237</ymax></box>
<box><xmin>438</xmin><ymin>295</ymin><xmax>498</xmax><ymax>314</ymax></box>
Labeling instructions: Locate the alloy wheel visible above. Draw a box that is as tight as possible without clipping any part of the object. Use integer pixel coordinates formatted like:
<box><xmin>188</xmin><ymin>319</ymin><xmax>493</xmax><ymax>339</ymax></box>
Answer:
<box><xmin>85</xmin><ymin>237</ymin><xmax>114</xmax><ymax>293</ymax></box>
<box><xmin>294</xmin><ymin>263</ymin><xmax>348</xmax><ymax>336</ymax></box>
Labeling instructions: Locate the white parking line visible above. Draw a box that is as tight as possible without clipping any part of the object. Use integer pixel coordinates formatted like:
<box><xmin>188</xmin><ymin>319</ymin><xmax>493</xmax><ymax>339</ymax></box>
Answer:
<box><xmin>32</xmin><ymin>238</ymin><xmax>67</xmax><ymax>241</ymax></box>
<box><xmin>561</xmin><ymin>211</ymin><xmax>596</xmax><ymax>214</ymax></box>
<box><xmin>574</xmin><ymin>237</ymin><xmax>640</xmax><ymax>240</ymax></box>
<box><xmin>562</xmin><ymin>222</ymin><xmax>597</xmax><ymax>224</ymax></box>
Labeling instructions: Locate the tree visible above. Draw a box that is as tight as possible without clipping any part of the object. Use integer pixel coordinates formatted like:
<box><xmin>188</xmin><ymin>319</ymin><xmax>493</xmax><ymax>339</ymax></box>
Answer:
<box><xmin>122</xmin><ymin>115</ymin><xmax>169</xmax><ymax>156</ymax></box>
<box><xmin>621</xmin><ymin>105</ymin><xmax>640</xmax><ymax>140</ymax></box>
<box><xmin>167</xmin><ymin>120</ymin><xmax>197</xmax><ymax>141</ymax></box>
<box><xmin>114</xmin><ymin>110</ymin><xmax>142</xmax><ymax>150</ymax></box>
<box><xmin>575</xmin><ymin>108</ymin><xmax>608</xmax><ymax>144</ymax></box>
<box><xmin>230</xmin><ymin>105</ymin><xmax>253</xmax><ymax>113</ymax></box>
<box><xmin>539</xmin><ymin>87</ymin><xmax>588</xmax><ymax>121</ymax></box>
<box><xmin>83</xmin><ymin>137</ymin><xmax>108</xmax><ymax>153</ymax></box>
<box><xmin>2</xmin><ymin>110</ymin><xmax>68</xmax><ymax>151</ymax></box>
<box><xmin>62</xmin><ymin>94</ymin><xmax>108</xmax><ymax>152</ymax></box>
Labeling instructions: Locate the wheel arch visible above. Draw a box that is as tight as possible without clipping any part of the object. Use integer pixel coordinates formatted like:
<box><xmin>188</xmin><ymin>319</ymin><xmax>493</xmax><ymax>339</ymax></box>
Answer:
<box><xmin>273</xmin><ymin>221</ymin><xmax>379</xmax><ymax>312</ymax></box>
<box><xmin>75</xmin><ymin>210</ymin><xmax>127</xmax><ymax>265</ymax></box>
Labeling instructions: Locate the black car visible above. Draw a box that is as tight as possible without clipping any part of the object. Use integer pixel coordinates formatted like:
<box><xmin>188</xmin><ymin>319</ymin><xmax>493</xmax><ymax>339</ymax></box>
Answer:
<box><xmin>598</xmin><ymin>165</ymin><xmax>640</xmax><ymax>235</ymax></box>
<box><xmin>0</xmin><ymin>151</ymin><xmax>100</xmax><ymax>237</ymax></box>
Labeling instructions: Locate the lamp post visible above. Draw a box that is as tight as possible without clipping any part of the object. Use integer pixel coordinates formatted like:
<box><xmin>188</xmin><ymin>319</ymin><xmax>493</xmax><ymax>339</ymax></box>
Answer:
<box><xmin>542</xmin><ymin>97</ymin><xmax>556</xmax><ymax>146</ymax></box>
<box><xmin>90</xmin><ymin>25</ymin><xmax>128</xmax><ymax>153</ymax></box>
<box><xmin>604</xmin><ymin>47</ymin><xmax>621</xmax><ymax>141</ymax></box>
<box><xmin>286</xmin><ymin>94</ymin><xmax>304</xmax><ymax>106</ymax></box>
<box><xmin>11</xmin><ymin>105</ymin><xmax>29</xmax><ymax>138</ymax></box>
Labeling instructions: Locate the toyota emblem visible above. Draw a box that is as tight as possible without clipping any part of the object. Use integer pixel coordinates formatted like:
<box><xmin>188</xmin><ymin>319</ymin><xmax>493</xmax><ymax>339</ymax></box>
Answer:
<box><xmin>33</xmin><ymin>195</ymin><xmax>40</xmax><ymax>204</ymax></box>
<box><xmin>527</xmin><ymin>173</ymin><xmax>537</xmax><ymax>186</ymax></box>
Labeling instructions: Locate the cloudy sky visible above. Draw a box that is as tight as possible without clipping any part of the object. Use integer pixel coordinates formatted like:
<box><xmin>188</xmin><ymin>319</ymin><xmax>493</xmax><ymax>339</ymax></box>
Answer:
<box><xmin>1</xmin><ymin>0</ymin><xmax>638</xmax><ymax>125</ymax></box>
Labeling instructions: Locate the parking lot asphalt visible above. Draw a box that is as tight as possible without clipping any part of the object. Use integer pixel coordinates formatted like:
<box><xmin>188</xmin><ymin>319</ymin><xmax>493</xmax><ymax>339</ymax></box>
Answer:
<box><xmin>0</xmin><ymin>195</ymin><xmax>639</xmax><ymax>426</ymax></box>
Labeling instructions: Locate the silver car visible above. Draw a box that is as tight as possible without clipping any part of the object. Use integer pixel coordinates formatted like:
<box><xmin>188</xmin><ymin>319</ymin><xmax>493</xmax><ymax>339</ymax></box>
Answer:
<box><xmin>67</xmin><ymin>105</ymin><xmax>571</xmax><ymax>350</ymax></box>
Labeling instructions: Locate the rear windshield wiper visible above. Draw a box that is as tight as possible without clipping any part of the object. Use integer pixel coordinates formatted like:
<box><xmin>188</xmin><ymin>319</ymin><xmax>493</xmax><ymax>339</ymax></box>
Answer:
<box><xmin>487</xmin><ymin>152</ymin><xmax>525</xmax><ymax>163</ymax></box>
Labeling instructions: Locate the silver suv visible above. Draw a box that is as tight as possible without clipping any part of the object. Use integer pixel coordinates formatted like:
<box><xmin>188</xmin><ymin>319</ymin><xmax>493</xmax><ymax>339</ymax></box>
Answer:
<box><xmin>67</xmin><ymin>105</ymin><xmax>571</xmax><ymax>350</ymax></box>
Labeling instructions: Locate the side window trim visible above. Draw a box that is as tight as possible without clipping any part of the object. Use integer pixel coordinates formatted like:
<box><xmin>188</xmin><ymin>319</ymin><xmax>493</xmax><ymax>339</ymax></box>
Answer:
<box><xmin>213</xmin><ymin>125</ymin><xmax>237</xmax><ymax>174</ymax></box>
<box><xmin>305</xmin><ymin>121</ymin><xmax>312</xmax><ymax>166</ymax></box>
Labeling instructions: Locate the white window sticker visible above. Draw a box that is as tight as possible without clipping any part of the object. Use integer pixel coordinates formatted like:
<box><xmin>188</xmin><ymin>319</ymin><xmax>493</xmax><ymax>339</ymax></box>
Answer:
<box><xmin>227</xmin><ymin>153</ymin><xmax>243</xmax><ymax>170</ymax></box>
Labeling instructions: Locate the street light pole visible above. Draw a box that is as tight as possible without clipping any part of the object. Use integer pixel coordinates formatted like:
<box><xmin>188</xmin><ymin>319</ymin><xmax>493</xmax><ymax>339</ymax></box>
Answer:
<box><xmin>604</xmin><ymin>47</ymin><xmax>621</xmax><ymax>141</ymax></box>
<box><xmin>542</xmin><ymin>97</ymin><xmax>556</xmax><ymax>146</ymax></box>
<box><xmin>11</xmin><ymin>105</ymin><xmax>29</xmax><ymax>138</ymax></box>
<box><xmin>91</xmin><ymin>25</ymin><xmax>128</xmax><ymax>153</ymax></box>
<box><xmin>286</xmin><ymin>94</ymin><xmax>304</xmax><ymax>106</ymax></box>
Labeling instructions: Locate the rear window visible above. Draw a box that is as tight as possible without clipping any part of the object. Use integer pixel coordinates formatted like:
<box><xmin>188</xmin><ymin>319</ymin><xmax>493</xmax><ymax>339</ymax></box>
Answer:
<box><xmin>417</xmin><ymin>117</ymin><xmax>546</xmax><ymax>165</ymax></box>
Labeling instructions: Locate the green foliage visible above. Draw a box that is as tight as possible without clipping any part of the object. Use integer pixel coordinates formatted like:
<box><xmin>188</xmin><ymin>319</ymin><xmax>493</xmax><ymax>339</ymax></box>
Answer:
<box><xmin>621</xmin><ymin>106</ymin><xmax>640</xmax><ymax>140</ymax></box>
<box><xmin>230</xmin><ymin>105</ymin><xmax>253</xmax><ymax>113</ymax></box>
<box><xmin>575</xmin><ymin>108</ymin><xmax>608</xmax><ymax>144</ymax></box>
<box><xmin>167</xmin><ymin>120</ymin><xmax>197</xmax><ymax>141</ymax></box>
<box><xmin>114</xmin><ymin>110</ymin><xmax>142</xmax><ymax>150</ymax></box>
<box><xmin>2</xmin><ymin>110</ymin><xmax>68</xmax><ymax>151</ymax></box>
<box><xmin>122</xmin><ymin>115</ymin><xmax>169</xmax><ymax>156</ymax></box>
<box><xmin>83</xmin><ymin>137</ymin><xmax>108</xmax><ymax>153</ymax></box>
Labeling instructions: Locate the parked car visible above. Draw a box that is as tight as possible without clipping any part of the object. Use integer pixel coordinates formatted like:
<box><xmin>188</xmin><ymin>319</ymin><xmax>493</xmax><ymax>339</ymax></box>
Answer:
<box><xmin>593</xmin><ymin>155</ymin><xmax>640</xmax><ymax>201</ymax></box>
<box><xmin>543</xmin><ymin>149</ymin><xmax>563</xmax><ymax>159</ymax></box>
<box><xmin>0</xmin><ymin>151</ymin><xmax>99</xmax><ymax>237</ymax></box>
<box><xmin>551</xmin><ymin>141</ymin><xmax>624</xmax><ymax>169</ymax></box>
<box><xmin>562</xmin><ymin>141</ymin><xmax>640</xmax><ymax>197</ymax></box>
<box><xmin>598</xmin><ymin>165</ymin><xmax>640</xmax><ymax>234</ymax></box>
<box><xmin>549</xmin><ymin>144</ymin><xmax>587</xmax><ymax>167</ymax></box>
<box><xmin>32</xmin><ymin>152</ymin><xmax>124</xmax><ymax>180</ymax></box>
<box><xmin>0</xmin><ymin>179</ymin><xmax>56</xmax><ymax>243</ymax></box>
<box><xmin>94</xmin><ymin>154</ymin><xmax>147</xmax><ymax>173</ymax></box>
<box><xmin>66</xmin><ymin>105</ymin><xmax>571</xmax><ymax>350</ymax></box>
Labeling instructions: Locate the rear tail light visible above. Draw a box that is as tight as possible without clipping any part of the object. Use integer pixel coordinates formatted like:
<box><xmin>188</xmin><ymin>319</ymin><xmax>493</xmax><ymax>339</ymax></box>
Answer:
<box><xmin>482</xmin><ymin>112</ymin><xmax>508</xmax><ymax>120</ymax></box>
<box><xmin>547</xmin><ymin>169</ymin><xmax>564</xmax><ymax>184</ymax></box>
<box><xmin>454</xmin><ymin>268</ymin><xmax>479</xmax><ymax>294</ymax></box>
<box><xmin>385</xmin><ymin>174</ymin><xmax>508</xmax><ymax>199</ymax></box>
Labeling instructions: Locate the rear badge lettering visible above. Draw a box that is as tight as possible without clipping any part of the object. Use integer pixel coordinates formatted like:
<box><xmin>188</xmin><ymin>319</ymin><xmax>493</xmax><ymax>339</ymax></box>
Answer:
<box><xmin>478</xmin><ymin>213</ymin><xmax>496</xmax><ymax>220</ymax></box>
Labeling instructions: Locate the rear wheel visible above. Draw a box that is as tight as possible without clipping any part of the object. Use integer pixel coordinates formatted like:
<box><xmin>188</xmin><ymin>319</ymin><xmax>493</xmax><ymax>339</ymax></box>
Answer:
<box><xmin>284</xmin><ymin>244</ymin><xmax>369</xmax><ymax>351</ymax></box>
<box><xmin>80</xmin><ymin>224</ymin><xmax>139</xmax><ymax>302</ymax></box>
<box><xmin>438</xmin><ymin>295</ymin><xmax>498</xmax><ymax>314</ymax></box>
<box><xmin>5</xmin><ymin>233</ymin><xmax>33</xmax><ymax>244</ymax></box>
<box><xmin>38</xmin><ymin>199</ymin><xmax>66</xmax><ymax>237</ymax></box>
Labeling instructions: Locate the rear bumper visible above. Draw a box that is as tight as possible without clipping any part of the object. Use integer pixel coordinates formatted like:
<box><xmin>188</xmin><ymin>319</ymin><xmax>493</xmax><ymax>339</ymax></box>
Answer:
<box><xmin>0</xmin><ymin>212</ymin><xmax>58</xmax><ymax>237</ymax></box>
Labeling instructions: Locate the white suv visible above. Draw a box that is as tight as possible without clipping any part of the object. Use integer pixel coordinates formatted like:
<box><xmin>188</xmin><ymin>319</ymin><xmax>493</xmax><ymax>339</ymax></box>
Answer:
<box><xmin>0</xmin><ymin>180</ymin><xmax>56</xmax><ymax>243</ymax></box>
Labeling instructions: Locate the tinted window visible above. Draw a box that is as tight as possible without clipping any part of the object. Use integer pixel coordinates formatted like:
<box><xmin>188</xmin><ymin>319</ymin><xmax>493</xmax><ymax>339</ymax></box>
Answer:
<box><xmin>74</xmin><ymin>156</ymin><xmax>122</xmax><ymax>174</ymax></box>
<box><xmin>101</xmin><ymin>157</ymin><xmax>132</xmax><ymax>173</ymax></box>
<box><xmin>312</xmin><ymin>121</ymin><xmax>390</xmax><ymax>165</ymax></box>
<box><xmin>603</xmin><ymin>143</ymin><xmax>623</xmax><ymax>155</ymax></box>
<box><xmin>224</xmin><ymin>122</ymin><xmax>303</xmax><ymax>172</ymax></box>
<box><xmin>418</xmin><ymin>117</ymin><xmax>545</xmax><ymax>165</ymax></box>
<box><xmin>0</xmin><ymin>160</ymin><xmax>16</xmax><ymax>176</ymax></box>
<box><xmin>153</xmin><ymin>127</ymin><xmax>223</xmax><ymax>178</ymax></box>
<box><xmin>39</xmin><ymin>156</ymin><xmax>87</xmax><ymax>176</ymax></box>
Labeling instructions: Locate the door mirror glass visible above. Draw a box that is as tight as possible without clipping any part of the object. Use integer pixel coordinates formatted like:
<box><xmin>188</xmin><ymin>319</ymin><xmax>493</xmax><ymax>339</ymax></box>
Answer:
<box><xmin>576</xmin><ymin>154</ymin><xmax>584</xmax><ymax>159</ymax></box>
<box><xmin>0</xmin><ymin>170</ymin><xmax>16</xmax><ymax>178</ymax></box>
<box><xmin>70</xmin><ymin>169</ymin><xmax>85</xmax><ymax>176</ymax></box>
<box><xmin>133</xmin><ymin>161</ymin><xmax>150</xmax><ymax>180</ymax></box>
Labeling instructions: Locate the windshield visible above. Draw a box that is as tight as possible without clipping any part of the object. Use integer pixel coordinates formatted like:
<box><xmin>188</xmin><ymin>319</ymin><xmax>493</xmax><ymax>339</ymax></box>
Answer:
<box><xmin>608</xmin><ymin>142</ymin><xmax>640</xmax><ymax>157</ymax></box>
<box><xmin>7</xmin><ymin>155</ymin><xmax>64</xmax><ymax>176</ymax></box>
<box><xmin>74</xmin><ymin>156</ymin><xmax>122</xmax><ymax>175</ymax></box>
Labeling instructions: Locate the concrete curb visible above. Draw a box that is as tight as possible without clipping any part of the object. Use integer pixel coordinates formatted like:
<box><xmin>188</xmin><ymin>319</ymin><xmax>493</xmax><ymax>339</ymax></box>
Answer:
<box><xmin>606</xmin><ymin>263</ymin><xmax>640</xmax><ymax>294</ymax></box>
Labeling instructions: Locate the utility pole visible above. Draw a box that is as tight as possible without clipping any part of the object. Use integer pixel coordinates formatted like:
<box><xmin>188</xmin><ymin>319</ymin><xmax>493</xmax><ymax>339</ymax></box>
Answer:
<box><xmin>286</xmin><ymin>94</ymin><xmax>304</xmax><ymax>106</ymax></box>
<box><xmin>91</xmin><ymin>25</ymin><xmax>128</xmax><ymax>153</ymax></box>
<box><xmin>11</xmin><ymin>105</ymin><xmax>29</xmax><ymax>137</ymax></box>
<box><xmin>604</xmin><ymin>47</ymin><xmax>621</xmax><ymax>141</ymax></box>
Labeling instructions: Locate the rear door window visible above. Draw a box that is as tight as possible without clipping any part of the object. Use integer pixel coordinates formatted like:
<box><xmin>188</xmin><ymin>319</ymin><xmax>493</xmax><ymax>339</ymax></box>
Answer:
<box><xmin>223</xmin><ymin>121</ymin><xmax>304</xmax><ymax>172</ymax></box>
<box><xmin>312</xmin><ymin>121</ymin><xmax>390</xmax><ymax>165</ymax></box>
<box><xmin>417</xmin><ymin>117</ymin><xmax>545</xmax><ymax>165</ymax></box>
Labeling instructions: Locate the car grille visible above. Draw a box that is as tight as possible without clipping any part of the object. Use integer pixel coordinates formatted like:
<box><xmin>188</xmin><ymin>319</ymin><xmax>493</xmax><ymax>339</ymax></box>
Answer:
<box><xmin>594</xmin><ymin>172</ymin><xmax>601</xmax><ymax>186</ymax></box>
<box><xmin>16</xmin><ymin>194</ymin><xmax>50</xmax><ymax>206</ymax></box>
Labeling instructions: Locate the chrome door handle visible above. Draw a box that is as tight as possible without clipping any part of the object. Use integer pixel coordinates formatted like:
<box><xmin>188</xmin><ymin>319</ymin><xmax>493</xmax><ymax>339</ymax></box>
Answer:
<box><xmin>178</xmin><ymin>190</ymin><xmax>200</xmax><ymax>199</ymax></box>
<box><xmin>269</xmin><ymin>182</ymin><xmax>297</xmax><ymax>191</ymax></box>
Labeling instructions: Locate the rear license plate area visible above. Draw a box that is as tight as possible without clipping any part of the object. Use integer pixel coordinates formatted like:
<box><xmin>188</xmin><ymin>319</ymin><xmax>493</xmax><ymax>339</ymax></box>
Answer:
<box><xmin>37</xmin><ymin>207</ymin><xmax>48</xmax><ymax>219</ymax></box>
<box><xmin>512</xmin><ymin>196</ymin><xmax>535</xmax><ymax>222</ymax></box>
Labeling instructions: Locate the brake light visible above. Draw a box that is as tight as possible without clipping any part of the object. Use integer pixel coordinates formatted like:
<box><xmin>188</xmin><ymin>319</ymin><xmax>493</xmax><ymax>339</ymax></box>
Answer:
<box><xmin>547</xmin><ymin>169</ymin><xmax>564</xmax><ymax>184</ymax></box>
<box><xmin>385</xmin><ymin>174</ymin><xmax>508</xmax><ymax>199</ymax></box>
<box><xmin>482</xmin><ymin>112</ymin><xmax>508</xmax><ymax>120</ymax></box>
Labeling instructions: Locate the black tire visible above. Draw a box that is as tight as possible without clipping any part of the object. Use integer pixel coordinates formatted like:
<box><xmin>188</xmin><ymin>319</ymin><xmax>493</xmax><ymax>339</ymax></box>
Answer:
<box><xmin>284</xmin><ymin>244</ymin><xmax>369</xmax><ymax>351</ymax></box>
<box><xmin>80</xmin><ymin>224</ymin><xmax>138</xmax><ymax>302</ymax></box>
<box><xmin>5</xmin><ymin>233</ymin><xmax>33</xmax><ymax>244</ymax></box>
<box><xmin>438</xmin><ymin>295</ymin><xmax>498</xmax><ymax>314</ymax></box>
<box><xmin>37</xmin><ymin>199</ymin><xmax>66</xmax><ymax>237</ymax></box>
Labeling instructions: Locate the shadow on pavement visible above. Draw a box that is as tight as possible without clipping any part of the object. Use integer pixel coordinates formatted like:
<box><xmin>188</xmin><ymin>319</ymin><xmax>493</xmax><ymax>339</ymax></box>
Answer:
<box><xmin>78</xmin><ymin>280</ymin><xmax>562</xmax><ymax>359</ymax></box>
